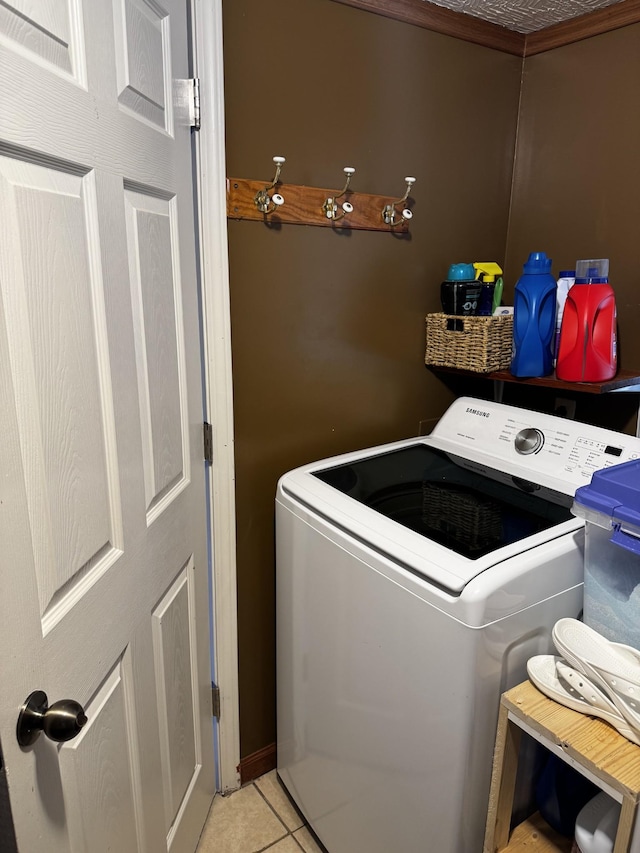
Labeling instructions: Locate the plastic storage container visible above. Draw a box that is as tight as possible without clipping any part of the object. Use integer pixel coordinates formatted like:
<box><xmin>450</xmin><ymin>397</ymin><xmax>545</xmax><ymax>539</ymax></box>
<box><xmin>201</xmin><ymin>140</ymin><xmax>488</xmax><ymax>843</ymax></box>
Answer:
<box><xmin>556</xmin><ymin>259</ymin><xmax>617</xmax><ymax>382</ymax></box>
<box><xmin>511</xmin><ymin>251</ymin><xmax>557</xmax><ymax>378</ymax></box>
<box><xmin>440</xmin><ymin>263</ymin><xmax>481</xmax><ymax>315</ymax></box>
<box><xmin>554</xmin><ymin>270</ymin><xmax>575</xmax><ymax>366</ymax></box>
<box><xmin>572</xmin><ymin>459</ymin><xmax>640</xmax><ymax>649</ymax></box>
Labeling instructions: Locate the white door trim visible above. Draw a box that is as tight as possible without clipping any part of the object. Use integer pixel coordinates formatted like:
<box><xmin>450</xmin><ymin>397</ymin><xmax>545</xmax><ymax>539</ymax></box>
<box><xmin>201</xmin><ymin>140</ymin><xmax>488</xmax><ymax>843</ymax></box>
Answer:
<box><xmin>192</xmin><ymin>0</ymin><xmax>241</xmax><ymax>793</ymax></box>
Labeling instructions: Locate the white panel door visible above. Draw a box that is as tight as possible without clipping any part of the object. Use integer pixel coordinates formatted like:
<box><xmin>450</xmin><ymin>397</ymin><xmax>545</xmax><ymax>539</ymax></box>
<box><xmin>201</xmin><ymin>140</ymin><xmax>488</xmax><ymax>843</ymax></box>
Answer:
<box><xmin>0</xmin><ymin>0</ymin><xmax>214</xmax><ymax>851</ymax></box>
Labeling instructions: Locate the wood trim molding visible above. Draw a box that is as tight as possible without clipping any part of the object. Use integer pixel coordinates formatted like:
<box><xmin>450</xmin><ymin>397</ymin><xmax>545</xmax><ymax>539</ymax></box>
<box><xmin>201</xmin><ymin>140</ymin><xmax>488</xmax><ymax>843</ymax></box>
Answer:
<box><xmin>193</xmin><ymin>0</ymin><xmax>241</xmax><ymax>795</ymax></box>
<box><xmin>328</xmin><ymin>0</ymin><xmax>640</xmax><ymax>57</ymax></box>
<box><xmin>239</xmin><ymin>743</ymin><xmax>277</xmax><ymax>785</ymax></box>
<box><xmin>328</xmin><ymin>0</ymin><xmax>525</xmax><ymax>55</ymax></box>
<box><xmin>524</xmin><ymin>0</ymin><xmax>640</xmax><ymax>55</ymax></box>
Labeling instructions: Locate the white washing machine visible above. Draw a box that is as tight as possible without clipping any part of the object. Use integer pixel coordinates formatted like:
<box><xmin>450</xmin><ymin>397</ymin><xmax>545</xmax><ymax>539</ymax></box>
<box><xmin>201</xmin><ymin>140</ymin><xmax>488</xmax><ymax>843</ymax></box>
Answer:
<box><xmin>276</xmin><ymin>397</ymin><xmax>640</xmax><ymax>853</ymax></box>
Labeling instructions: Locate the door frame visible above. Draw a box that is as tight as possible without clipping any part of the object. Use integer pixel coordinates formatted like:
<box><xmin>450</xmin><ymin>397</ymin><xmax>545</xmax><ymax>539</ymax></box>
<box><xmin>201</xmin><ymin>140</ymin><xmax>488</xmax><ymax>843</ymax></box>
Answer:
<box><xmin>192</xmin><ymin>0</ymin><xmax>241</xmax><ymax>794</ymax></box>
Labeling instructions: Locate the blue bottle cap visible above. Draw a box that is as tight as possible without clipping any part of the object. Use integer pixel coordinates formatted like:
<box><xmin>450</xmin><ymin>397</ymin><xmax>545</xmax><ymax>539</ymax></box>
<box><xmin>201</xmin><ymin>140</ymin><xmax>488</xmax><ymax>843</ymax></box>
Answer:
<box><xmin>523</xmin><ymin>252</ymin><xmax>552</xmax><ymax>273</ymax></box>
<box><xmin>559</xmin><ymin>270</ymin><xmax>575</xmax><ymax>278</ymax></box>
<box><xmin>447</xmin><ymin>263</ymin><xmax>475</xmax><ymax>281</ymax></box>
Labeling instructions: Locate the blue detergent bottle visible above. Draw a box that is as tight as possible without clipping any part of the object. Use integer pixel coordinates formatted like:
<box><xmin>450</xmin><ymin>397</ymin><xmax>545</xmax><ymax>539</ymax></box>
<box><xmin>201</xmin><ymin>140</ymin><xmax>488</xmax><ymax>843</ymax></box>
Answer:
<box><xmin>511</xmin><ymin>251</ymin><xmax>557</xmax><ymax>377</ymax></box>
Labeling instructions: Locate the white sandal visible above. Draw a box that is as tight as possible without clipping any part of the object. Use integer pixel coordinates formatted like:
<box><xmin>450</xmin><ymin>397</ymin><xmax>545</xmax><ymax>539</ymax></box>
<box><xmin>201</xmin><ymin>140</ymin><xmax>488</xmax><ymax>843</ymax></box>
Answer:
<box><xmin>553</xmin><ymin>618</ymin><xmax>640</xmax><ymax>733</ymax></box>
<box><xmin>527</xmin><ymin>655</ymin><xmax>640</xmax><ymax>745</ymax></box>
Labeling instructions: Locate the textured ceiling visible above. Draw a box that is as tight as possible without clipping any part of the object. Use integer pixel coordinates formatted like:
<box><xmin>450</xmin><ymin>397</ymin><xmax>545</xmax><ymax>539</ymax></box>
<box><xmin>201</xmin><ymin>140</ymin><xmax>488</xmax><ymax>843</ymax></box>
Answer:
<box><xmin>423</xmin><ymin>0</ymin><xmax>624</xmax><ymax>33</ymax></box>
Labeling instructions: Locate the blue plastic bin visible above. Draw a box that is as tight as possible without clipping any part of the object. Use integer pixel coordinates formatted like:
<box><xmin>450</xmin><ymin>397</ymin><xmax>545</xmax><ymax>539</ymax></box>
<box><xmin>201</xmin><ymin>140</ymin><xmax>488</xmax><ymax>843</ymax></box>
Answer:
<box><xmin>572</xmin><ymin>459</ymin><xmax>640</xmax><ymax>650</ymax></box>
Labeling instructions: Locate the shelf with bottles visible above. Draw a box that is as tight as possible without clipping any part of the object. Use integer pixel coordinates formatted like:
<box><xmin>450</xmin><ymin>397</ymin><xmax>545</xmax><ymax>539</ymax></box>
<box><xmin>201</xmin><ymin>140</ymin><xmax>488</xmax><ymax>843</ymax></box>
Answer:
<box><xmin>427</xmin><ymin>366</ymin><xmax>640</xmax><ymax>395</ymax></box>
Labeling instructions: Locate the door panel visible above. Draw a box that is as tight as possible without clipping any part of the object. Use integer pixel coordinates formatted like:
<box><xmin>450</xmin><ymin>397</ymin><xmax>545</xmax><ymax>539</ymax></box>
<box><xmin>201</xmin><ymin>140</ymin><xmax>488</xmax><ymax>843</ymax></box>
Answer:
<box><xmin>153</xmin><ymin>563</ymin><xmax>200</xmax><ymax>832</ymax></box>
<box><xmin>0</xmin><ymin>0</ymin><xmax>214</xmax><ymax>850</ymax></box>
<box><xmin>114</xmin><ymin>0</ymin><xmax>170</xmax><ymax>130</ymax></box>
<box><xmin>124</xmin><ymin>189</ymin><xmax>188</xmax><ymax>519</ymax></box>
<box><xmin>0</xmin><ymin>158</ymin><xmax>122</xmax><ymax>629</ymax></box>
<box><xmin>0</xmin><ymin>0</ymin><xmax>84</xmax><ymax>79</ymax></box>
<box><xmin>60</xmin><ymin>657</ymin><xmax>142</xmax><ymax>853</ymax></box>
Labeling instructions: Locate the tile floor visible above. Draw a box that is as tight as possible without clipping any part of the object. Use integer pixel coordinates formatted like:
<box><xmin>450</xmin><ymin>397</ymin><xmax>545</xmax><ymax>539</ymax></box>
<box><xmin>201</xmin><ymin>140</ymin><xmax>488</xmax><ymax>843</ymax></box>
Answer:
<box><xmin>196</xmin><ymin>770</ymin><xmax>325</xmax><ymax>853</ymax></box>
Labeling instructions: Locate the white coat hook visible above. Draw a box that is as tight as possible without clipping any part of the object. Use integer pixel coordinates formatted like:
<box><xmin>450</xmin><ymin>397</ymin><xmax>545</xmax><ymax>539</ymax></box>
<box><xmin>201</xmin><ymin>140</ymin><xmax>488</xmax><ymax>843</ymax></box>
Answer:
<box><xmin>255</xmin><ymin>156</ymin><xmax>286</xmax><ymax>214</ymax></box>
<box><xmin>322</xmin><ymin>167</ymin><xmax>356</xmax><ymax>221</ymax></box>
<box><xmin>382</xmin><ymin>176</ymin><xmax>416</xmax><ymax>226</ymax></box>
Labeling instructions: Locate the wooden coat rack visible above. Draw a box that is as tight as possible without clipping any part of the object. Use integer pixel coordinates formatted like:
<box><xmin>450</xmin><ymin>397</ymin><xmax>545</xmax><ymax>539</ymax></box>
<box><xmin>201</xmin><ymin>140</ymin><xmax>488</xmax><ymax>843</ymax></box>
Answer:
<box><xmin>226</xmin><ymin>159</ymin><xmax>416</xmax><ymax>233</ymax></box>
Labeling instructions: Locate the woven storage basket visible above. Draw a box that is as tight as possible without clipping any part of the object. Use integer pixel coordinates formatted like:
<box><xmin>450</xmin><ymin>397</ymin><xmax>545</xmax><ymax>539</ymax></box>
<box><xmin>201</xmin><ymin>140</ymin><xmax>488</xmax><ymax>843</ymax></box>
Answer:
<box><xmin>421</xmin><ymin>482</ymin><xmax>502</xmax><ymax>555</ymax></box>
<box><xmin>425</xmin><ymin>312</ymin><xmax>513</xmax><ymax>373</ymax></box>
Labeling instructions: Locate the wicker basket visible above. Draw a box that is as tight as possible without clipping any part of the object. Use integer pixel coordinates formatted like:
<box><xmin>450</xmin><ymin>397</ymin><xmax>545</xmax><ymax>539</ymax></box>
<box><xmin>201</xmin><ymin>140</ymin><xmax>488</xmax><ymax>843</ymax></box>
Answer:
<box><xmin>421</xmin><ymin>482</ymin><xmax>502</xmax><ymax>555</ymax></box>
<box><xmin>425</xmin><ymin>312</ymin><xmax>513</xmax><ymax>373</ymax></box>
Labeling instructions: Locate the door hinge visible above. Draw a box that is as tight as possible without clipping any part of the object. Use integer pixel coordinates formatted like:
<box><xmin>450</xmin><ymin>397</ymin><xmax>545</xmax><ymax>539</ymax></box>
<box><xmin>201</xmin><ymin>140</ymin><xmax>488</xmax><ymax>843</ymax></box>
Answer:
<box><xmin>189</xmin><ymin>77</ymin><xmax>201</xmax><ymax>130</ymax></box>
<box><xmin>204</xmin><ymin>421</ymin><xmax>213</xmax><ymax>464</ymax></box>
<box><xmin>211</xmin><ymin>682</ymin><xmax>220</xmax><ymax>719</ymax></box>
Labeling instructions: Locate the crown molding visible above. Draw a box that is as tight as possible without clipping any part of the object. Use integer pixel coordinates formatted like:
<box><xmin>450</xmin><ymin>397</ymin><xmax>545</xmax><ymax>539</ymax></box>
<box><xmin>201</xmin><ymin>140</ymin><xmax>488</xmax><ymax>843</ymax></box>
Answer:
<box><xmin>328</xmin><ymin>0</ymin><xmax>525</xmax><ymax>55</ymax></box>
<box><xmin>328</xmin><ymin>0</ymin><xmax>640</xmax><ymax>56</ymax></box>
<box><xmin>524</xmin><ymin>0</ymin><xmax>640</xmax><ymax>55</ymax></box>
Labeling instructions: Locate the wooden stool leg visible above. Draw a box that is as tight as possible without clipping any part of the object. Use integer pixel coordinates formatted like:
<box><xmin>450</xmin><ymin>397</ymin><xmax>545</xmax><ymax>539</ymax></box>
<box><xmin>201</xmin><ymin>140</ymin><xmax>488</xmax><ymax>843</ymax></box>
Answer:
<box><xmin>613</xmin><ymin>796</ymin><xmax>636</xmax><ymax>853</ymax></box>
<box><xmin>484</xmin><ymin>703</ymin><xmax>522</xmax><ymax>853</ymax></box>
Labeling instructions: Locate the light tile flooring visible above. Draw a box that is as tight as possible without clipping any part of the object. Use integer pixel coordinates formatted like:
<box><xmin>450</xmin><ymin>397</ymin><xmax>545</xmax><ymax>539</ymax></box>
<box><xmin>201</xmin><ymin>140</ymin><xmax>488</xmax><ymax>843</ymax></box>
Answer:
<box><xmin>196</xmin><ymin>770</ymin><xmax>325</xmax><ymax>853</ymax></box>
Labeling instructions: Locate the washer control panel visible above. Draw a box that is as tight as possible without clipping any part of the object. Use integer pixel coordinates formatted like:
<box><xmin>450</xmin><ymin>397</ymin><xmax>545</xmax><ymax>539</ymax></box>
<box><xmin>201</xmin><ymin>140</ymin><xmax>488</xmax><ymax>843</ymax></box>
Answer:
<box><xmin>432</xmin><ymin>397</ymin><xmax>640</xmax><ymax>491</ymax></box>
<box><xmin>503</xmin><ymin>419</ymin><xmax>638</xmax><ymax>482</ymax></box>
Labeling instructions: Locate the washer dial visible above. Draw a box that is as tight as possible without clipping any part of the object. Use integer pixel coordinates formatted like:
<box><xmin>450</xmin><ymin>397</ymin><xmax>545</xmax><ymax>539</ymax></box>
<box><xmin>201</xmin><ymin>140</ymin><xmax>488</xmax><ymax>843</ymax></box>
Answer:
<box><xmin>515</xmin><ymin>427</ymin><xmax>544</xmax><ymax>455</ymax></box>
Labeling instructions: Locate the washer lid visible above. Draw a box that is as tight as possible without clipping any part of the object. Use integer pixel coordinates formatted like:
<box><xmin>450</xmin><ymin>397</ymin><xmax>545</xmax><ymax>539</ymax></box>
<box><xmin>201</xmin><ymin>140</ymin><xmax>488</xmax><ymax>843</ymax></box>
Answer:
<box><xmin>280</xmin><ymin>440</ymin><xmax>581</xmax><ymax>593</ymax></box>
<box><xmin>278</xmin><ymin>396</ymin><xmax>640</xmax><ymax>593</ymax></box>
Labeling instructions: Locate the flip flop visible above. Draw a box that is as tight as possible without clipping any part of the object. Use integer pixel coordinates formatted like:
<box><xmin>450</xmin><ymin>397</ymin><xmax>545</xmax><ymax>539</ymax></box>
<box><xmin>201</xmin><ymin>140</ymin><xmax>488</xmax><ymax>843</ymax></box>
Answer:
<box><xmin>553</xmin><ymin>618</ymin><xmax>640</xmax><ymax>733</ymax></box>
<box><xmin>527</xmin><ymin>655</ymin><xmax>640</xmax><ymax>745</ymax></box>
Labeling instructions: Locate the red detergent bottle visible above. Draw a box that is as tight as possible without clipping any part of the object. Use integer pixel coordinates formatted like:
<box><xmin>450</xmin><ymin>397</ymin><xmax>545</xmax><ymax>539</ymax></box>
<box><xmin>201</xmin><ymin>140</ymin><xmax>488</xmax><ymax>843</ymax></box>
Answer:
<box><xmin>556</xmin><ymin>258</ymin><xmax>617</xmax><ymax>382</ymax></box>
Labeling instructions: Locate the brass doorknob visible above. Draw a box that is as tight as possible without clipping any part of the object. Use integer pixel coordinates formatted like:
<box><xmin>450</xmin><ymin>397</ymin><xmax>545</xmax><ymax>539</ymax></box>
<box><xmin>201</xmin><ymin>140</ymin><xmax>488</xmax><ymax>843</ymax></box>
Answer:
<box><xmin>17</xmin><ymin>690</ymin><xmax>87</xmax><ymax>747</ymax></box>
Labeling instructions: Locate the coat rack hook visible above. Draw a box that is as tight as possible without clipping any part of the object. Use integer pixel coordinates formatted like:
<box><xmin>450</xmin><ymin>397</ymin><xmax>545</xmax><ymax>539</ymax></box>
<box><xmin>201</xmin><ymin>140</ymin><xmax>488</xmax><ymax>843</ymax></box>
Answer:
<box><xmin>254</xmin><ymin>156</ymin><xmax>286</xmax><ymax>214</ymax></box>
<box><xmin>322</xmin><ymin>167</ymin><xmax>356</xmax><ymax>221</ymax></box>
<box><xmin>382</xmin><ymin>176</ymin><xmax>416</xmax><ymax>227</ymax></box>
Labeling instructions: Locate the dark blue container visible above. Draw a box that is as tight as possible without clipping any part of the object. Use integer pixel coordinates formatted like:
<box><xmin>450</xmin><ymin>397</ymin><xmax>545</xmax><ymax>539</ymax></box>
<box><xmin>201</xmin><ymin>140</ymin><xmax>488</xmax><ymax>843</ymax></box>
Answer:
<box><xmin>536</xmin><ymin>755</ymin><xmax>599</xmax><ymax>838</ymax></box>
<box><xmin>511</xmin><ymin>252</ymin><xmax>557</xmax><ymax>378</ymax></box>
<box><xmin>440</xmin><ymin>263</ymin><xmax>481</xmax><ymax>316</ymax></box>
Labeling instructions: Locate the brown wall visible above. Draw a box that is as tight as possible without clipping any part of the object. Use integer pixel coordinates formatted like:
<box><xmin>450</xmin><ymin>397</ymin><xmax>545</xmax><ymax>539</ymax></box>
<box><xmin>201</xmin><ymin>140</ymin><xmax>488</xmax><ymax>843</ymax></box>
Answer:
<box><xmin>504</xmin><ymin>24</ymin><xmax>640</xmax><ymax>432</ymax></box>
<box><xmin>222</xmin><ymin>0</ymin><xmax>522</xmax><ymax>758</ymax></box>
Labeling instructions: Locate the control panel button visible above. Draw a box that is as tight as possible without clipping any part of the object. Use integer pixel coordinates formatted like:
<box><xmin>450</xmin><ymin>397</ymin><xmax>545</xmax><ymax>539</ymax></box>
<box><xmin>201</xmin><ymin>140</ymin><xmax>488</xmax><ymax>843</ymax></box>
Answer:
<box><xmin>515</xmin><ymin>427</ymin><xmax>544</xmax><ymax>455</ymax></box>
